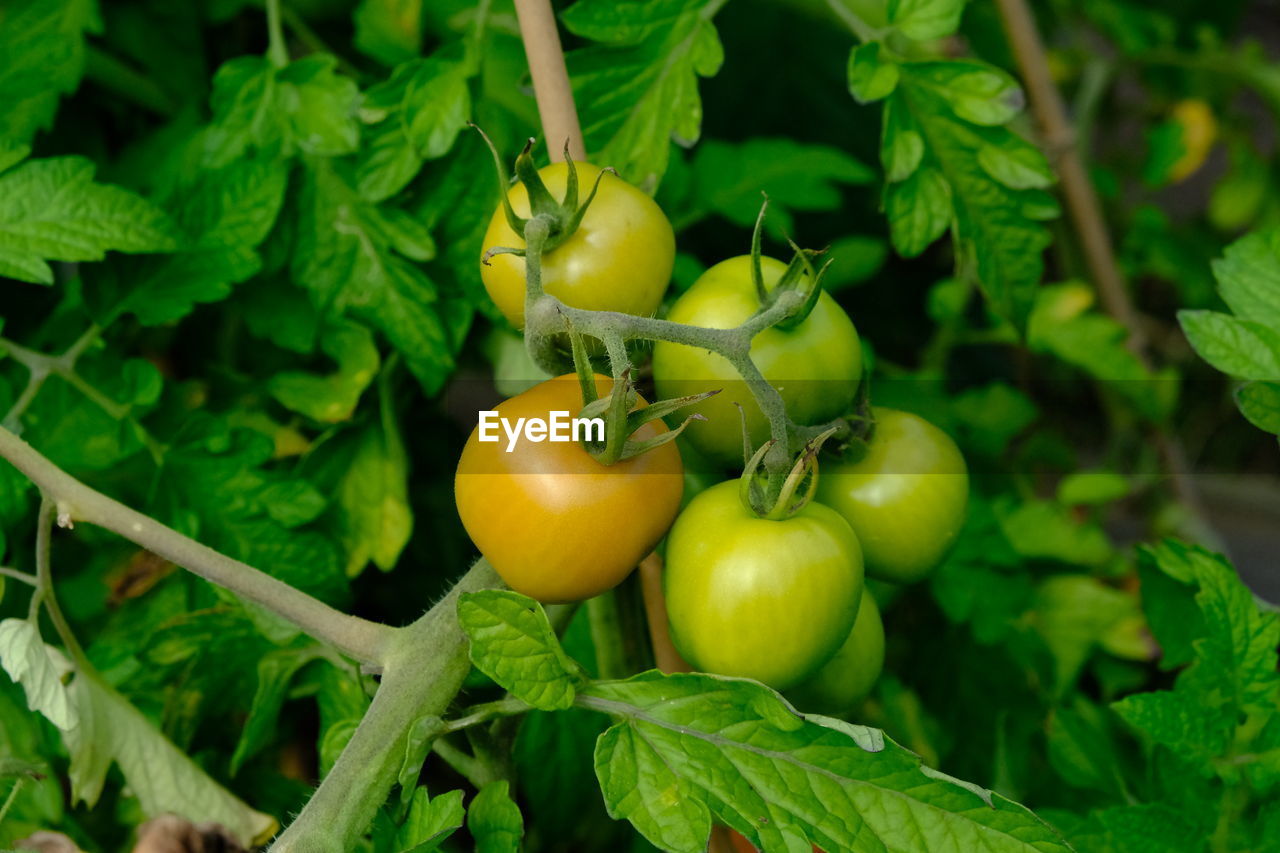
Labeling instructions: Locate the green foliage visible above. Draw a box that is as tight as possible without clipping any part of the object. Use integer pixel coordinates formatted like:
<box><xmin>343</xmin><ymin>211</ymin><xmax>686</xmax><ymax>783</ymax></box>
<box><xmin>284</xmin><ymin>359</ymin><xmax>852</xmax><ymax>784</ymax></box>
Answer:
<box><xmin>565</xmin><ymin>0</ymin><xmax>726</xmax><ymax>189</ymax></box>
<box><xmin>1180</xmin><ymin>227</ymin><xmax>1280</xmax><ymax>439</ymax></box>
<box><xmin>846</xmin><ymin>4</ymin><xmax>1057</xmax><ymax>328</ymax></box>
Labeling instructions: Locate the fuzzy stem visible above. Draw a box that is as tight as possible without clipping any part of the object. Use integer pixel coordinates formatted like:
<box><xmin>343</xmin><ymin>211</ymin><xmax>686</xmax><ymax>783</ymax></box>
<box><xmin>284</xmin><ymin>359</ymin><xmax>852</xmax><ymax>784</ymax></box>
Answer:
<box><xmin>268</xmin><ymin>560</ymin><xmax>501</xmax><ymax>852</ymax></box>
<box><xmin>0</xmin><ymin>427</ymin><xmax>393</xmax><ymax>665</ymax></box>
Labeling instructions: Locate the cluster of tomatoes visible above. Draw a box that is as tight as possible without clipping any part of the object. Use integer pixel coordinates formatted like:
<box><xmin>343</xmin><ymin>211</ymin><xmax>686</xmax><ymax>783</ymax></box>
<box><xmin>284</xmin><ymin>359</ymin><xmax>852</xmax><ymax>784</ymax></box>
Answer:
<box><xmin>456</xmin><ymin>157</ymin><xmax>968</xmax><ymax>717</ymax></box>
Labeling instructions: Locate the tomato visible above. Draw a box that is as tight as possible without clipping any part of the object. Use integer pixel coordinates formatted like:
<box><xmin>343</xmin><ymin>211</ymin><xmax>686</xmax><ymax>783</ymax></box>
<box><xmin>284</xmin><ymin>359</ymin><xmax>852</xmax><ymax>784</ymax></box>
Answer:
<box><xmin>652</xmin><ymin>256</ymin><xmax>862</xmax><ymax>468</ymax></box>
<box><xmin>454</xmin><ymin>375</ymin><xmax>683</xmax><ymax>603</ymax></box>
<box><xmin>664</xmin><ymin>480</ymin><xmax>864</xmax><ymax>690</ymax></box>
<box><xmin>1169</xmin><ymin>98</ymin><xmax>1217</xmax><ymax>183</ymax></box>
<box><xmin>816</xmin><ymin>408</ymin><xmax>967</xmax><ymax>583</ymax></box>
<box><xmin>786</xmin><ymin>589</ymin><xmax>884</xmax><ymax>715</ymax></box>
<box><xmin>480</xmin><ymin>162</ymin><xmax>675</xmax><ymax>327</ymax></box>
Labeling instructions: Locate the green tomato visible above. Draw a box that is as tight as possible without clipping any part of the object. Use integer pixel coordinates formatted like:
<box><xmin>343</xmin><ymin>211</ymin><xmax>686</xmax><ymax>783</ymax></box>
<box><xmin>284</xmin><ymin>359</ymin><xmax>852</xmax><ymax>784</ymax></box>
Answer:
<box><xmin>786</xmin><ymin>590</ymin><xmax>884</xmax><ymax>715</ymax></box>
<box><xmin>817</xmin><ymin>407</ymin><xmax>968</xmax><ymax>583</ymax></box>
<box><xmin>664</xmin><ymin>480</ymin><xmax>865</xmax><ymax>690</ymax></box>
<box><xmin>652</xmin><ymin>256</ymin><xmax>863</xmax><ymax>468</ymax></box>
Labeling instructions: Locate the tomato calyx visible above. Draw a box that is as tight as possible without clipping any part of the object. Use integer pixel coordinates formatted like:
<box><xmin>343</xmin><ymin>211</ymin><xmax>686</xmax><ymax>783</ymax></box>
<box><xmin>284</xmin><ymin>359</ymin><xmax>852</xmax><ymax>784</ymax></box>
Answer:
<box><xmin>564</xmin><ymin>317</ymin><xmax>717</xmax><ymax>465</ymax></box>
<box><xmin>748</xmin><ymin>198</ymin><xmax>831</xmax><ymax>331</ymax></box>
<box><xmin>740</xmin><ymin>426</ymin><xmax>839</xmax><ymax>519</ymax></box>
<box><xmin>474</xmin><ymin>128</ymin><xmax>610</xmax><ymax>260</ymax></box>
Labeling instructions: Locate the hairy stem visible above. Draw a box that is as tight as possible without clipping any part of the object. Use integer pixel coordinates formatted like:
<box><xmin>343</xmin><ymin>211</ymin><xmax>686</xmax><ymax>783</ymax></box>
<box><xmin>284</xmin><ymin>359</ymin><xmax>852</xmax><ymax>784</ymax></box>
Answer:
<box><xmin>269</xmin><ymin>560</ymin><xmax>502</xmax><ymax>852</ymax></box>
<box><xmin>0</xmin><ymin>427</ymin><xmax>393</xmax><ymax>665</ymax></box>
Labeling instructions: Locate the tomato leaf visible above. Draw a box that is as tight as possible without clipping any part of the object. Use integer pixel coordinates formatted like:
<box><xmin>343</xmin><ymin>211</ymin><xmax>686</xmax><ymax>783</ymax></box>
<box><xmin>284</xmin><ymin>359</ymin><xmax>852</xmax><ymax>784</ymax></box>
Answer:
<box><xmin>887</xmin><ymin>0</ymin><xmax>966</xmax><ymax>41</ymax></box>
<box><xmin>358</xmin><ymin>48</ymin><xmax>473</xmax><ymax>202</ymax></box>
<box><xmin>467</xmin><ymin>780</ymin><xmax>525</xmax><ymax>853</ymax></box>
<box><xmin>0</xmin><ymin>0</ymin><xmax>99</xmax><ymax>143</ymax></box>
<box><xmin>0</xmin><ymin>156</ymin><xmax>179</xmax><ymax>285</ymax></box>
<box><xmin>847</xmin><ymin>42</ymin><xmax>900</xmax><ymax>104</ymax></box>
<box><xmin>581</xmin><ymin>671</ymin><xmax>1072</xmax><ymax>853</ymax></box>
<box><xmin>661</xmin><ymin>138</ymin><xmax>875</xmax><ymax>237</ymax></box>
<box><xmin>564</xmin><ymin>0</ymin><xmax>726</xmax><ymax>189</ymax></box>
<box><xmin>458</xmin><ymin>590</ymin><xmax>585</xmax><ymax>711</ymax></box>
<box><xmin>83</xmin><ymin>157</ymin><xmax>288</xmax><ymax>326</ymax></box>
<box><xmin>1115</xmin><ymin>541</ymin><xmax>1280</xmax><ymax>784</ymax></box>
<box><xmin>396</xmin><ymin>786</ymin><xmax>466</xmax><ymax>852</ymax></box>
<box><xmin>63</xmin><ymin>671</ymin><xmax>278</xmax><ymax>846</ymax></box>
<box><xmin>0</xmin><ymin>619</ymin><xmax>77</xmax><ymax>731</ymax></box>
<box><xmin>1178</xmin><ymin>310</ymin><xmax>1280</xmax><ymax>381</ymax></box>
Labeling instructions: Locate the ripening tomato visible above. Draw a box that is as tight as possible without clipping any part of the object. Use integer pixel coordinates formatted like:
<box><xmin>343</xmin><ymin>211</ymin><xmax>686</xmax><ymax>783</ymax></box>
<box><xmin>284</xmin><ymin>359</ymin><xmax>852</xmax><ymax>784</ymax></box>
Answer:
<box><xmin>454</xmin><ymin>375</ymin><xmax>683</xmax><ymax>603</ymax></box>
<box><xmin>1169</xmin><ymin>98</ymin><xmax>1217</xmax><ymax>183</ymax></box>
<box><xmin>785</xmin><ymin>589</ymin><xmax>884</xmax><ymax>715</ymax></box>
<box><xmin>816</xmin><ymin>408</ymin><xmax>968</xmax><ymax>584</ymax></box>
<box><xmin>652</xmin><ymin>256</ymin><xmax>862</xmax><ymax>468</ymax></box>
<box><xmin>480</xmin><ymin>162</ymin><xmax>675</xmax><ymax>327</ymax></box>
<box><xmin>664</xmin><ymin>480</ymin><xmax>864</xmax><ymax>690</ymax></box>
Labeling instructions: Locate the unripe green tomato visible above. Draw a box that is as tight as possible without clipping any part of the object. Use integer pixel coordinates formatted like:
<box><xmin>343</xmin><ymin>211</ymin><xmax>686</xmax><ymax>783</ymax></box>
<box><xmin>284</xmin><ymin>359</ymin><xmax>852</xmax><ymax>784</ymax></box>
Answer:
<box><xmin>785</xmin><ymin>590</ymin><xmax>884</xmax><ymax>715</ymax></box>
<box><xmin>816</xmin><ymin>408</ymin><xmax>968</xmax><ymax>583</ymax></box>
<box><xmin>652</xmin><ymin>256</ymin><xmax>863</xmax><ymax>468</ymax></box>
<box><xmin>479</xmin><ymin>162</ymin><xmax>675</xmax><ymax>328</ymax></box>
<box><xmin>664</xmin><ymin>480</ymin><xmax>865</xmax><ymax>690</ymax></box>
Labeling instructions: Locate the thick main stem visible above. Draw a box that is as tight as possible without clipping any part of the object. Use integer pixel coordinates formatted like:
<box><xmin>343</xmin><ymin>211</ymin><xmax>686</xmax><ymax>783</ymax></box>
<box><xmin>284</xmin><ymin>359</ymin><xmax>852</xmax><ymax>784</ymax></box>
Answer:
<box><xmin>269</xmin><ymin>560</ymin><xmax>501</xmax><ymax>852</ymax></box>
<box><xmin>0</xmin><ymin>427</ymin><xmax>393</xmax><ymax>665</ymax></box>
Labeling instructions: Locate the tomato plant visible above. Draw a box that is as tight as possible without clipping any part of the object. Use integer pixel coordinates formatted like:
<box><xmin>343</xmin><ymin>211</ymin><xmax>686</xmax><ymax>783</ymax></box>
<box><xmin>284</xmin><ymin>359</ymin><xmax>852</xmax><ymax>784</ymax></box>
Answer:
<box><xmin>664</xmin><ymin>480</ymin><xmax>864</xmax><ymax>690</ymax></box>
<box><xmin>454</xmin><ymin>374</ymin><xmax>683</xmax><ymax>603</ymax></box>
<box><xmin>653</xmin><ymin>255</ymin><xmax>863</xmax><ymax>466</ymax></box>
<box><xmin>817</xmin><ymin>408</ymin><xmax>969</xmax><ymax>583</ymax></box>
<box><xmin>481</xmin><ymin>161</ymin><xmax>676</xmax><ymax>327</ymax></box>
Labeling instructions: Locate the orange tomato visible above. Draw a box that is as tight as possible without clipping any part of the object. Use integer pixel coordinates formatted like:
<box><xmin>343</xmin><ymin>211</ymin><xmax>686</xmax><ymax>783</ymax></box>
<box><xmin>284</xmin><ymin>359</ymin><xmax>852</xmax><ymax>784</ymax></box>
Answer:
<box><xmin>454</xmin><ymin>375</ymin><xmax>683</xmax><ymax>602</ymax></box>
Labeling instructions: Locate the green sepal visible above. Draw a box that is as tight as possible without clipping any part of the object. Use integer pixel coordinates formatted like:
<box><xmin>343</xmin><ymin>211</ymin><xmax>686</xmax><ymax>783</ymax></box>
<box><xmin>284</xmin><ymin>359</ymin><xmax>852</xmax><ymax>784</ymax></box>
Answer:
<box><xmin>617</xmin><ymin>412</ymin><xmax>706</xmax><ymax>462</ymax></box>
<box><xmin>750</xmin><ymin>196</ymin><xmax>770</xmax><ymax>303</ymax></box>
<box><xmin>624</xmin><ymin>389</ymin><xmax>720</xmax><ymax>434</ymax></box>
<box><xmin>513</xmin><ymin>140</ymin><xmax>563</xmax><ymax>223</ymax></box>
<box><xmin>774</xmin><ymin>244</ymin><xmax>830</xmax><ymax>331</ymax></box>
<box><xmin>471</xmin><ymin>123</ymin><xmax>525</xmax><ymax>235</ymax></box>
<box><xmin>560</xmin><ymin>163</ymin><xmax>613</xmax><ymax>239</ymax></box>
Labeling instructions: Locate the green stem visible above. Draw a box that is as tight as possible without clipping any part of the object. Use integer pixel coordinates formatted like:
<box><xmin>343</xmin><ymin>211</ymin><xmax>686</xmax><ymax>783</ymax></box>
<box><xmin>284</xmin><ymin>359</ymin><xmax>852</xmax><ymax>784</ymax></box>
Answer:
<box><xmin>268</xmin><ymin>560</ymin><xmax>502</xmax><ymax>853</ymax></box>
<box><xmin>440</xmin><ymin>696</ymin><xmax>532</xmax><ymax>734</ymax></box>
<box><xmin>265</xmin><ymin>0</ymin><xmax>289</xmax><ymax>68</ymax></box>
<box><xmin>0</xmin><ymin>566</ymin><xmax>39</xmax><ymax>587</ymax></box>
<box><xmin>34</xmin><ymin>498</ymin><xmax>90</xmax><ymax>668</ymax></box>
<box><xmin>84</xmin><ymin>46</ymin><xmax>176</xmax><ymax>116</ymax></box>
<box><xmin>587</xmin><ymin>592</ymin><xmax>628</xmax><ymax>679</ymax></box>
<box><xmin>0</xmin><ymin>427</ymin><xmax>393</xmax><ymax>665</ymax></box>
<box><xmin>0</xmin><ymin>777</ymin><xmax>26</xmax><ymax>828</ymax></box>
<box><xmin>432</xmin><ymin>738</ymin><xmax>492</xmax><ymax>788</ymax></box>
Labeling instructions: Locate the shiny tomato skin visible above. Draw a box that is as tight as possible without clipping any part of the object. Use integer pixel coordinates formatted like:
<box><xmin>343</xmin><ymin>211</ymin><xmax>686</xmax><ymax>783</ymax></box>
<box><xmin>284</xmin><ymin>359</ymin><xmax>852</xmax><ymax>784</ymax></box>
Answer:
<box><xmin>786</xmin><ymin>589</ymin><xmax>884</xmax><ymax>715</ymax></box>
<box><xmin>664</xmin><ymin>480</ymin><xmax>864</xmax><ymax>690</ymax></box>
<box><xmin>454</xmin><ymin>375</ymin><xmax>683</xmax><ymax>603</ymax></box>
<box><xmin>480</xmin><ymin>162</ymin><xmax>675</xmax><ymax>327</ymax></box>
<box><xmin>816</xmin><ymin>407</ymin><xmax>968</xmax><ymax>584</ymax></box>
<box><xmin>651</xmin><ymin>256</ymin><xmax>863</xmax><ymax>468</ymax></box>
